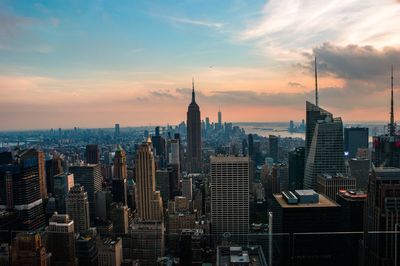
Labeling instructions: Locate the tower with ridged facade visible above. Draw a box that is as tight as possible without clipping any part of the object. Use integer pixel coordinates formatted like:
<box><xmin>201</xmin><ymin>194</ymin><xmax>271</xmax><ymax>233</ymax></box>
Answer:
<box><xmin>186</xmin><ymin>79</ymin><xmax>202</xmax><ymax>173</ymax></box>
<box><xmin>135</xmin><ymin>138</ymin><xmax>163</xmax><ymax>221</ymax></box>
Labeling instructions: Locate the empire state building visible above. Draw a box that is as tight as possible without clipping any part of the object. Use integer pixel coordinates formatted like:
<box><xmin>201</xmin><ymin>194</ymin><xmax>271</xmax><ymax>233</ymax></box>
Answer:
<box><xmin>186</xmin><ymin>79</ymin><xmax>202</xmax><ymax>173</ymax></box>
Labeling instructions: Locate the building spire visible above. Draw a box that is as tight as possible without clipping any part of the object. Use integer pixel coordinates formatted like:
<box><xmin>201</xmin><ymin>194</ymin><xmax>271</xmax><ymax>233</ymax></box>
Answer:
<box><xmin>315</xmin><ymin>56</ymin><xmax>319</xmax><ymax>107</ymax></box>
<box><xmin>192</xmin><ymin>77</ymin><xmax>195</xmax><ymax>103</ymax></box>
<box><xmin>389</xmin><ymin>65</ymin><xmax>396</xmax><ymax>136</ymax></box>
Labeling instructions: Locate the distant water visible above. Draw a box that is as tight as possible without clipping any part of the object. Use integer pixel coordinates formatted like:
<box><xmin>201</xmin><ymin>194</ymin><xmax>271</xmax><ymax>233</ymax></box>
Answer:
<box><xmin>235</xmin><ymin>122</ymin><xmax>387</xmax><ymax>141</ymax></box>
<box><xmin>235</xmin><ymin>122</ymin><xmax>305</xmax><ymax>139</ymax></box>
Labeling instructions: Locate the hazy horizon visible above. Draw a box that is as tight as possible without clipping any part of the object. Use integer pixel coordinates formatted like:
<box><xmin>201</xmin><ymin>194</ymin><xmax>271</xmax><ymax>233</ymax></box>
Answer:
<box><xmin>0</xmin><ymin>120</ymin><xmax>389</xmax><ymax>133</ymax></box>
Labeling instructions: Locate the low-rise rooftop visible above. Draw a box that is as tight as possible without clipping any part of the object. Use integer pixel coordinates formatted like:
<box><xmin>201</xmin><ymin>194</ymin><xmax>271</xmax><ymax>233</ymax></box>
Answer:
<box><xmin>274</xmin><ymin>192</ymin><xmax>339</xmax><ymax>208</ymax></box>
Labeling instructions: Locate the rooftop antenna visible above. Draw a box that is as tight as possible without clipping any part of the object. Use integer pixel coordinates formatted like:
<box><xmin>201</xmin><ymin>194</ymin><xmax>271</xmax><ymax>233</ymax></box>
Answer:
<box><xmin>192</xmin><ymin>77</ymin><xmax>195</xmax><ymax>103</ymax></box>
<box><xmin>315</xmin><ymin>56</ymin><xmax>319</xmax><ymax>107</ymax></box>
<box><xmin>389</xmin><ymin>65</ymin><xmax>396</xmax><ymax>136</ymax></box>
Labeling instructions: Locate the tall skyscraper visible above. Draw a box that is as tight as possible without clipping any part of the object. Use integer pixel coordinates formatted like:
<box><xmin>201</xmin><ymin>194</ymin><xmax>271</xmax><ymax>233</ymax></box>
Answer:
<box><xmin>46</xmin><ymin>213</ymin><xmax>77</xmax><ymax>266</ymax></box>
<box><xmin>0</xmin><ymin>150</ymin><xmax>45</xmax><ymax>230</ymax></box>
<box><xmin>75</xmin><ymin>229</ymin><xmax>98</xmax><ymax>266</ymax></box>
<box><xmin>305</xmin><ymin>101</ymin><xmax>333</xmax><ymax>161</ymax></box>
<box><xmin>182</xmin><ymin>177</ymin><xmax>193</xmax><ymax>201</ymax></box>
<box><xmin>11</xmin><ymin>232</ymin><xmax>49</xmax><ymax>266</ymax></box>
<box><xmin>135</xmin><ymin>138</ymin><xmax>163</xmax><ymax>221</ymax></box>
<box><xmin>66</xmin><ymin>184</ymin><xmax>90</xmax><ymax>233</ymax></box>
<box><xmin>114</xmin><ymin>123</ymin><xmax>120</xmax><ymax>138</ymax></box>
<box><xmin>97</xmin><ymin>237</ymin><xmax>123</xmax><ymax>266</ymax></box>
<box><xmin>348</xmin><ymin>158</ymin><xmax>370</xmax><ymax>190</ymax></box>
<box><xmin>85</xmin><ymin>144</ymin><xmax>100</xmax><ymax>165</ymax></box>
<box><xmin>95</xmin><ymin>190</ymin><xmax>113</xmax><ymax>221</ymax></box>
<box><xmin>248</xmin><ymin>134</ymin><xmax>254</xmax><ymax>159</ymax></box>
<box><xmin>288</xmin><ymin>147</ymin><xmax>305</xmax><ymax>190</ymax></box>
<box><xmin>126</xmin><ymin>220</ymin><xmax>165</xmax><ymax>264</ymax></box>
<box><xmin>372</xmin><ymin>66</ymin><xmax>400</xmax><ymax>168</ymax></box>
<box><xmin>110</xmin><ymin>203</ymin><xmax>129</xmax><ymax>234</ymax></box>
<box><xmin>269</xmin><ymin>135</ymin><xmax>279</xmax><ymax>163</ymax></box>
<box><xmin>69</xmin><ymin>164</ymin><xmax>102</xmax><ymax>220</ymax></box>
<box><xmin>45</xmin><ymin>155</ymin><xmax>63</xmax><ymax>195</ymax></box>
<box><xmin>19</xmin><ymin>149</ymin><xmax>47</xmax><ymax>199</ymax></box>
<box><xmin>272</xmin><ymin>190</ymin><xmax>344</xmax><ymax>266</ymax></box>
<box><xmin>344</xmin><ymin>127</ymin><xmax>369</xmax><ymax>158</ymax></box>
<box><xmin>304</xmin><ymin>103</ymin><xmax>345</xmax><ymax>189</ymax></box>
<box><xmin>218</xmin><ymin>106</ymin><xmax>222</xmax><ymax>127</ymax></box>
<box><xmin>366</xmin><ymin>167</ymin><xmax>400</xmax><ymax>265</ymax></box>
<box><xmin>112</xmin><ymin>145</ymin><xmax>128</xmax><ymax>205</ymax></box>
<box><xmin>169</xmin><ymin>139</ymin><xmax>180</xmax><ymax>166</ymax></box>
<box><xmin>186</xmin><ymin>79</ymin><xmax>202</xmax><ymax>173</ymax></box>
<box><xmin>211</xmin><ymin>156</ymin><xmax>249</xmax><ymax>245</ymax></box>
<box><xmin>53</xmin><ymin>172</ymin><xmax>74</xmax><ymax>213</ymax></box>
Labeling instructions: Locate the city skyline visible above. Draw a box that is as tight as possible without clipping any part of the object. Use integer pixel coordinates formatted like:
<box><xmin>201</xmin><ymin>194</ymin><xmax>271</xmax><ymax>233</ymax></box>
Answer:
<box><xmin>1</xmin><ymin>0</ymin><xmax>400</xmax><ymax>130</ymax></box>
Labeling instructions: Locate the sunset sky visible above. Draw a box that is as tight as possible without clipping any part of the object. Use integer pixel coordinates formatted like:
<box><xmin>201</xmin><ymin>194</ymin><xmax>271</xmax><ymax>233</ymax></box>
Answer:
<box><xmin>1</xmin><ymin>0</ymin><xmax>400</xmax><ymax>130</ymax></box>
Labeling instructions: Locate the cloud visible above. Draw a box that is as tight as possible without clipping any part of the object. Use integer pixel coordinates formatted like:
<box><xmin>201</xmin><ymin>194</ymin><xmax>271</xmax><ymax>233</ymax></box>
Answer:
<box><xmin>306</xmin><ymin>43</ymin><xmax>400</xmax><ymax>82</ymax></box>
<box><xmin>238</xmin><ymin>0</ymin><xmax>400</xmax><ymax>61</ymax></box>
<box><xmin>150</xmin><ymin>90</ymin><xmax>176</xmax><ymax>99</ymax></box>
<box><xmin>0</xmin><ymin>9</ymin><xmax>56</xmax><ymax>53</ymax></box>
<box><xmin>288</xmin><ymin>82</ymin><xmax>305</xmax><ymax>88</ymax></box>
<box><xmin>0</xmin><ymin>9</ymin><xmax>33</xmax><ymax>41</ymax></box>
<box><xmin>50</xmin><ymin>18</ymin><xmax>60</xmax><ymax>27</ymax></box>
<box><xmin>164</xmin><ymin>16</ymin><xmax>223</xmax><ymax>30</ymax></box>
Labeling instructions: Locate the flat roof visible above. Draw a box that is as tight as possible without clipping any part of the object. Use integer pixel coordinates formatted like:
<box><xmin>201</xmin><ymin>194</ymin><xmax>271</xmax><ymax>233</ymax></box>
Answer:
<box><xmin>373</xmin><ymin>167</ymin><xmax>400</xmax><ymax>180</ymax></box>
<box><xmin>274</xmin><ymin>193</ymin><xmax>339</xmax><ymax>208</ymax></box>
<box><xmin>295</xmin><ymin>189</ymin><xmax>317</xmax><ymax>196</ymax></box>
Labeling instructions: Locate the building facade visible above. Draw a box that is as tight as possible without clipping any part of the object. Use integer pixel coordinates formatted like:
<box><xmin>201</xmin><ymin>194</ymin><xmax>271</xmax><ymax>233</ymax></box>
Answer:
<box><xmin>316</xmin><ymin>173</ymin><xmax>356</xmax><ymax>202</ymax></box>
<box><xmin>69</xmin><ymin>164</ymin><xmax>103</xmax><ymax>221</ymax></box>
<box><xmin>211</xmin><ymin>156</ymin><xmax>250</xmax><ymax>245</ymax></box>
<box><xmin>46</xmin><ymin>213</ymin><xmax>77</xmax><ymax>266</ymax></box>
<box><xmin>304</xmin><ymin>103</ymin><xmax>345</xmax><ymax>189</ymax></box>
<box><xmin>66</xmin><ymin>185</ymin><xmax>90</xmax><ymax>233</ymax></box>
<box><xmin>135</xmin><ymin>139</ymin><xmax>163</xmax><ymax>221</ymax></box>
<box><xmin>344</xmin><ymin>127</ymin><xmax>369</xmax><ymax>158</ymax></box>
<box><xmin>186</xmin><ymin>81</ymin><xmax>202</xmax><ymax>173</ymax></box>
<box><xmin>366</xmin><ymin>167</ymin><xmax>400</xmax><ymax>266</ymax></box>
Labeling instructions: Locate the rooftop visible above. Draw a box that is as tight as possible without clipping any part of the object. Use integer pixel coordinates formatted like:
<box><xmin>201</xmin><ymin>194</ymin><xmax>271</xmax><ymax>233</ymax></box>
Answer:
<box><xmin>217</xmin><ymin>246</ymin><xmax>268</xmax><ymax>266</ymax></box>
<box><xmin>274</xmin><ymin>193</ymin><xmax>339</xmax><ymax>208</ymax></box>
<box><xmin>373</xmin><ymin>167</ymin><xmax>400</xmax><ymax>180</ymax></box>
<box><xmin>318</xmin><ymin>173</ymin><xmax>353</xmax><ymax>180</ymax></box>
<box><xmin>337</xmin><ymin>190</ymin><xmax>367</xmax><ymax>200</ymax></box>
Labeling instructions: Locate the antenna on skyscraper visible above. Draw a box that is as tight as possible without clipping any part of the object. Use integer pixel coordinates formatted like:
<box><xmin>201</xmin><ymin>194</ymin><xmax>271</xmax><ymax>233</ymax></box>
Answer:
<box><xmin>389</xmin><ymin>65</ymin><xmax>396</xmax><ymax>136</ymax></box>
<box><xmin>315</xmin><ymin>56</ymin><xmax>319</xmax><ymax>107</ymax></box>
<box><xmin>192</xmin><ymin>77</ymin><xmax>195</xmax><ymax>103</ymax></box>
